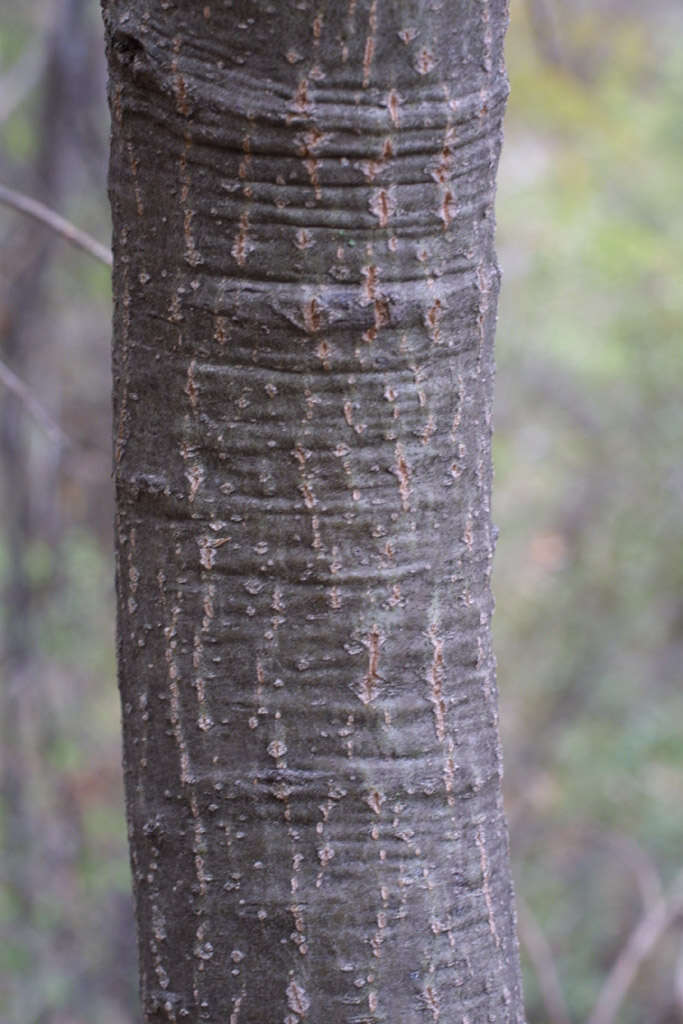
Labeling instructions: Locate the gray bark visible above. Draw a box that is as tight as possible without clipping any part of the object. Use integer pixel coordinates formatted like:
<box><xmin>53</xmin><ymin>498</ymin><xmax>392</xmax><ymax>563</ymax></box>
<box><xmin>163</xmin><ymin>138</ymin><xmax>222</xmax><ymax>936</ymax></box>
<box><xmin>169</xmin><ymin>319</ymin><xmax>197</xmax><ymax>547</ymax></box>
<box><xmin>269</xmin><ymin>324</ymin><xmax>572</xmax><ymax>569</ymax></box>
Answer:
<box><xmin>103</xmin><ymin>1</ymin><xmax>524</xmax><ymax>1021</ymax></box>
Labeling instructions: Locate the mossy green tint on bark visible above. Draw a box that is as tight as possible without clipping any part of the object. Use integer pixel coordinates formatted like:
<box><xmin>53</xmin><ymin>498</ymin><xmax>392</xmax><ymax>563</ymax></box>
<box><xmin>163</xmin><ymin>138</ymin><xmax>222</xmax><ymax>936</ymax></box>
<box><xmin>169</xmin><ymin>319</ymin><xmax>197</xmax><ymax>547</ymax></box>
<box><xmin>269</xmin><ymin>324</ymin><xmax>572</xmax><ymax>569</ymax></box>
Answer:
<box><xmin>103</xmin><ymin>0</ymin><xmax>524</xmax><ymax>1020</ymax></box>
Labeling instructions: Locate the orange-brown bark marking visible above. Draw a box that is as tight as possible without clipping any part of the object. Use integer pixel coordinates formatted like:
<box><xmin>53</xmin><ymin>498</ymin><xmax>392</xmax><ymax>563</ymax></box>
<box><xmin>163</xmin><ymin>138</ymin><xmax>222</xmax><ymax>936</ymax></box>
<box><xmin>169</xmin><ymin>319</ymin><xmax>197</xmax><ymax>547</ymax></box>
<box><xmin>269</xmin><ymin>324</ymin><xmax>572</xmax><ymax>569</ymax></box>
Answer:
<box><xmin>362</xmin><ymin>0</ymin><xmax>377</xmax><ymax>88</ymax></box>
<box><xmin>425</xmin><ymin>985</ymin><xmax>441</xmax><ymax>1022</ymax></box>
<box><xmin>298</xmin><ymin>128</ymin><xmax>325</xmax><ymax>200</ymax></box>
<box><xmin>432</xmin><ymin>143</ymin><xmax>453</xmax><ymax>184</ymax></box>
<box><xmin>361</xmin><ymin>263</ymin><xmax>378</xmax><ymax>303</ymax></box>
<box><xmin>231</xmin><ymin>212</ymin><xmax>250</xmax><ymax>267</ymax></box>
<box><xmin>171</xmin><ymin>36</ymin><xmax>190</xmax><ymax>117</ymax></box>
<box><xmin>294</xmin><ymin>228</ymin><xmax>314</xmax><ymax>250</ymax></box>
<box><xmin>373</xmin><ymin>189</ymin><xmax>390</xmax><ymax>227</ymax></box>
<box><xmin>360</xmin><ymin>138</ymin><xmax>394</xmax><ymax>182</ymax></box>
<box><xmin>425</xmin><ymin>299</ymin><xmax>442</xmax><ymax>343</ymax></box>
<box><xmin>394</xmin><ymin>442</ymin><xmax>411</xmax><ymax>511</ymax></box>
<box><xmin>398</xmin><ymin>26</ymin><xmax>417</xmax><ymax>43</ymax></box>
<box><xmin>415</xmin><ymin>48</ymin><xmax>436</xmax><ymax>75</ymax></box>
<box><xmin>303</xmin><ymin>297</ymin><xmax>322</xmax><ymax>333</ymax></box>
<box><xmin>316</xmin><ymin>339</ymin><xmax>331</xmax><ymax>369</ymax></box>
<box><xmin>300</xmin><ymin>482</ymin><xmax>316</xmax><ymax>510</ymax></box>
<box><xmin>387</xmin><ymin>88</ymin><xmax>400</xmax><ymax>127</ymax></box>
<box><xmin>213</xmin><ymin>316</ymin><xmax>229</xmax><ymax>345</ymax></box>
<box><xmin>361</xmin><ymin>624</ymin><xmax>382</xmax><ymax>704</ymax></box>
<box><xmin>363</xmin><ymin>295</ymin><xmax>390</xmax><ymax>344</ymax></box>
<box><xmin>476</xmin><ymin>827</ymin><xmax>502</xmax><ymax>949</ymax></box>
<box><xmin>126</xmin><ymin>142</ymin><xmax>144</xmax><ymax>217</ymax></box>
<box><xmin>428</xmin><ymin>625</ymin><xmax>446</xmax><ymax>743</ymax></box>
<box><xmin>420</xmin><ymin>414</ymin><xmax>436</xmax><ymax>445</ymax></box>
<box><xmin>185</xmin><ymin>358</ymin><xmax>198</xmax><ymax>411</ymax></box>
<box><xmin>374</xmin><ymin>298</ymin><xmax>390</xmax><ymax>329</ymax></box>
<box><xmin>292</xmin><ymin>78</ymin><xmax>311</xmax><ymax>118</ymax></box>
<box><xmin>366</xmin><ymin>789</ymin><xmax>384</xmax><ymax>815</ymax></box>
<box><xmin>440</xmin><ymin>189</ymin><xmax>455</xmax><ymax>229</ymax></box>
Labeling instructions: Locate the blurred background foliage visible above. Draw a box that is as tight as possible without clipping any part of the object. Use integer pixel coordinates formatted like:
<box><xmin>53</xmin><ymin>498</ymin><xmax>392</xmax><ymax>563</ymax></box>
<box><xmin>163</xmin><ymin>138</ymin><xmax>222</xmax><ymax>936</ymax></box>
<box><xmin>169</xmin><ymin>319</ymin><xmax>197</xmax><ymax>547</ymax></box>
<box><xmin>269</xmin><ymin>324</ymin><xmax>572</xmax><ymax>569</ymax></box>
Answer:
<box><xmin>0</xmin><ymin>0</ymin><xmax>681</xmax><ymax>1021</ymax></box>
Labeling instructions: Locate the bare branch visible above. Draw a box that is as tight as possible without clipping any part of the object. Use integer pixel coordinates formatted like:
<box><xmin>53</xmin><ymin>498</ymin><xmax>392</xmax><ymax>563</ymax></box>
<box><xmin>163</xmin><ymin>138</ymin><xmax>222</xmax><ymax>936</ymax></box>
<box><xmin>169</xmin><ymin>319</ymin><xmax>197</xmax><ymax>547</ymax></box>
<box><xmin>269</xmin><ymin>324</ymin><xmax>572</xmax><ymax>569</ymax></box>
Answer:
<box><xmin>0</xmin><ymin>357</ymin><xmax>71</xmax><ymax>448</ymax></box>
<box><xmin>516</xmin><ymin>895</ymin><xmax>572</xmax><ymax>1024</ymax></box>
<box><xmin>600</xmin><ymin>832</ymin><xmax>664</xmax><ymax>911</ymax></box>
<box><xmin>674</xmin><ymin>931</ymin><xmax>683</xmax><ymax>1016</ymax></box>
<box><xmin>0</xmin><ymin>183</ymin><xmax>112</xmax><ymax>267</ymax></box>
<box><xmin>0</xmin><ymin>44</ymin><xmax>47</xmax><ymax>123</ymax></box>
<box><xmin>587</xmin><ymin>868</ymin><xmax>683</xmax><ymax>1024</ymax></box>
<box><xmin>525</xmin><ymin>0</ymin><xmax>565</xmax><ymax>69</ymax></box>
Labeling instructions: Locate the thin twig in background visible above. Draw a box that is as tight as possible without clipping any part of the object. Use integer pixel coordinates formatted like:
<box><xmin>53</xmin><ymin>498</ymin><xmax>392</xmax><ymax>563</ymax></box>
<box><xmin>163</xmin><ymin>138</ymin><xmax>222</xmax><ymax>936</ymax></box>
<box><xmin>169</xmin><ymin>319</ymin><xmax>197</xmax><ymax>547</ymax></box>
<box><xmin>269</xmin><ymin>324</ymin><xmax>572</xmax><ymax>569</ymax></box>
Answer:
<box><xmin>674</xmin><ymin>931</ymin><xmax>683</xmax><ymax>1016</ymax></box>
<box><xmin>0</xmin><ymin>357</ymin><xmax>109</xmax><ymax>480</ymax></box>
<box><xmin>516</xmin><ymin>895</ymin><xmax>572</xmax><ymax>1024</ymax></box>
<box><xmin>0</xmin><ymin>357</ymin><xmax>71</xmax><ymax>448</ymax></box>
<box><xmin>587</xmin><ymin>868</ymin><xmax>683</xmax><ymax>1024</ymax></box>
<box><xmin>525</xmin><ymin>0</ymin><xmax>565</xmax><ymax>69</ymax></box>
<box><xmin>600</xmin><ymin>832</ymin><xmax>664</xmax><ymax>911</ymax></box>
<box><xmin>0</xmin><ymin>43</ymin><xmax>47</xmax><ymax>123</ymax></box>
<box><xmin>0</xmin><ymin>183</ymin><xmax>112</xmax><ymax>267</ymax></box>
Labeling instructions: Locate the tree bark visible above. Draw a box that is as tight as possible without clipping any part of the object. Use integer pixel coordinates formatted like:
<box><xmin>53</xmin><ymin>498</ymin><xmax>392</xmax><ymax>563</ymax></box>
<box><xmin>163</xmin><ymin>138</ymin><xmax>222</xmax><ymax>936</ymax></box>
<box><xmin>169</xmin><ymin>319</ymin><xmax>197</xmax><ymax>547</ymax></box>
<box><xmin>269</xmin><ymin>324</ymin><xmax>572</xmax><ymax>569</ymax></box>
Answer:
<box><xmin>103</xmin><ymin>1</ymin><xmax>524</xmax><ymax>1021</ymax></box>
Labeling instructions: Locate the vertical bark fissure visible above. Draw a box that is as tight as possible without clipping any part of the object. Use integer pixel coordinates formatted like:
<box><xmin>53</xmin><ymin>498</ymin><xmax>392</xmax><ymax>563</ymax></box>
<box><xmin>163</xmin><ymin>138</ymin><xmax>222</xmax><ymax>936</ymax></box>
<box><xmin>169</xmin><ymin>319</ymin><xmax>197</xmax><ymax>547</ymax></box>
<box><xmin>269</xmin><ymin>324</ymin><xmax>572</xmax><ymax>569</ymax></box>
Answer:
<box><xmin>104</xmin><ymin>0</ymin><xmax>524</xmax><ymax>1020</ymax></box>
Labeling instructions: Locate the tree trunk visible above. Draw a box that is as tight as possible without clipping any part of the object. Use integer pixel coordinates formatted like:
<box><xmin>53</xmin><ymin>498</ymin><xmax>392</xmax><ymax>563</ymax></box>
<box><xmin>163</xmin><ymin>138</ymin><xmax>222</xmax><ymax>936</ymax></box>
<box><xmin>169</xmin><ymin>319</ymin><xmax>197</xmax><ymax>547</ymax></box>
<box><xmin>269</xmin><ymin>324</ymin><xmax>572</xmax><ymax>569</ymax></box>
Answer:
<box><xmin>103</xmin><ymin>1</ymin><xmax>524</xmax><ymax>1021</ymax></box>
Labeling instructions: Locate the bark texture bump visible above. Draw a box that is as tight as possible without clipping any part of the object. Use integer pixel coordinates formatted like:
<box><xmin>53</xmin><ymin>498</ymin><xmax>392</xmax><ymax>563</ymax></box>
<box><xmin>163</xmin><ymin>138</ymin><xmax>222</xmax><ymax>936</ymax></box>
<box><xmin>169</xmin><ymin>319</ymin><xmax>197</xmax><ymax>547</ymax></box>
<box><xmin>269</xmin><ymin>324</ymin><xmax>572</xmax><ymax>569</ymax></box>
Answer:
<box><xmin>104</xmin><ymin>1</ymin><xmax>524</xmax><ymax>1020</ymax></box>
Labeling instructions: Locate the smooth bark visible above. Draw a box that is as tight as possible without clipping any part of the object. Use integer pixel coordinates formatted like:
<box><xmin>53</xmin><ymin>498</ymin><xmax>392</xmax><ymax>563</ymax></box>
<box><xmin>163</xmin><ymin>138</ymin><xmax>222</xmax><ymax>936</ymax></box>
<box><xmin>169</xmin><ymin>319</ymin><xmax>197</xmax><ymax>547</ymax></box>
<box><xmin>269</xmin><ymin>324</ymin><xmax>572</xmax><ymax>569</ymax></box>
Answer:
<box><xmin>103</xmin><ymin>1</ymin><xmax>524</xmax><ymax>1020</ymax></box>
